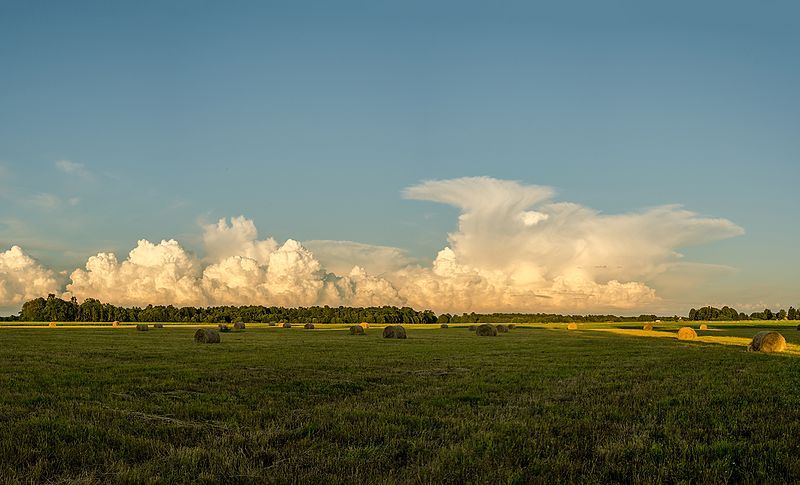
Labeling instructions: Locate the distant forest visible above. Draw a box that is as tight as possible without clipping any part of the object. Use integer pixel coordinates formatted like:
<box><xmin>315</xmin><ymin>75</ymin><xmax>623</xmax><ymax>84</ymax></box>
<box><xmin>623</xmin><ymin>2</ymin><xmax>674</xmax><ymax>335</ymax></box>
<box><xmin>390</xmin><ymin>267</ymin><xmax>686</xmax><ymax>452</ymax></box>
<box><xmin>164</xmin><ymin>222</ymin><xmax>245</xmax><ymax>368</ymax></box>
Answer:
<box><xmin>1</xmin><ymin>295</ymin><xmax>797</xmax><ymax>323</ymax></box>
<box><xmin>688</xmin><ymin>305</ymin><xmax>799</xmax><ymax>321</ymax></box>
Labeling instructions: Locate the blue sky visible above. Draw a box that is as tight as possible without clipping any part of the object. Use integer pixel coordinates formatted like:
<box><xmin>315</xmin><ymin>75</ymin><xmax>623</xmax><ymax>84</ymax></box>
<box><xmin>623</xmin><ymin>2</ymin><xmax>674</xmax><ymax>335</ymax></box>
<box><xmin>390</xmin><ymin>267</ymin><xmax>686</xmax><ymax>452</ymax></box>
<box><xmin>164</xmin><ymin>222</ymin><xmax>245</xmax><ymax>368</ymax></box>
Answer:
<box><xmin>1</xmin><ymin>1</ymin><xmax>798</xmax><ymax>314</ymax></box>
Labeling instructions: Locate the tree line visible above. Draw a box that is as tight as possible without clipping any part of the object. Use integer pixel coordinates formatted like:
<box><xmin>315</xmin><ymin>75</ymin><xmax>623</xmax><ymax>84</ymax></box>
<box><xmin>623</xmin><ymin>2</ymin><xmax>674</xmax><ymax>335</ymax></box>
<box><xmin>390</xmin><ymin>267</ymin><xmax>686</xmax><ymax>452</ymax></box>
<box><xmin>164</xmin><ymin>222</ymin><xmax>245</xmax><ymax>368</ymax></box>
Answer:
<box><xmin>17</xmin><ymin>295</ymin><xmax>438</xmax><ymax>324</ymax></box>
<box><xmin>688</xmin><ymin>305</ymin><xmax>800</xmax><ymax>321</ymax></box>
<box><xmin>436</xmin><ymin>312</ymin><xmax>675</xmax><ymax>323</ymax></box>
<box><xmin>5</xmin><ymin>295</ymin><xmax>797</xmax><ymax>324</ymax></box>
<box><xmin>13</xmin><ymin>295</ymin><xmax>674</xmax><ymax>323</ymax></box>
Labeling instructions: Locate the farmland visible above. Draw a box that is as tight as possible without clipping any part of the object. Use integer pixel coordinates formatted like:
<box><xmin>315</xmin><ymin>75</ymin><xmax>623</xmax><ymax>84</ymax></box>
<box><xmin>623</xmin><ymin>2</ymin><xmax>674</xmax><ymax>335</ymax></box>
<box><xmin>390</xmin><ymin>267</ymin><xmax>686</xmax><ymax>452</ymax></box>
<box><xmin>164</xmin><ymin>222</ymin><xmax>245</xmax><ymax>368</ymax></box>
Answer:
<box><xmin>1</xmin><ymin>322</ymin><xmax>799</xmax><ymax>483</ymax></box>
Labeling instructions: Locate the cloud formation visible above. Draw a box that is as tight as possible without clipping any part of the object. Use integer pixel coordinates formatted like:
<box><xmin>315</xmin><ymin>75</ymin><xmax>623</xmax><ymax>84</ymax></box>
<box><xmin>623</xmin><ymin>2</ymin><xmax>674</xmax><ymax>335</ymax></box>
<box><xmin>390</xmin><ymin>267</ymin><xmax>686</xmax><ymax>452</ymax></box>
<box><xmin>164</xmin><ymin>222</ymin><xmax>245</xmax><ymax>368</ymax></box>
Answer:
<box><xmin>55</xmin><ymin>160</ymin><xmax>91</xmax><ymax>178</ymax></box>
<box><xmin>400</xmin><ymin>177</ymin><xmax>744</xmax><ymax>311</ymax></box>
<box><xmin>0</xmin><ymin>246</ymin><xmax>59</xmax><ymax>308</ymax></box>
<box><xmin>2</xmin><ymin>177</ymin><xmax>744</xmax><ymax>313</ymax></box>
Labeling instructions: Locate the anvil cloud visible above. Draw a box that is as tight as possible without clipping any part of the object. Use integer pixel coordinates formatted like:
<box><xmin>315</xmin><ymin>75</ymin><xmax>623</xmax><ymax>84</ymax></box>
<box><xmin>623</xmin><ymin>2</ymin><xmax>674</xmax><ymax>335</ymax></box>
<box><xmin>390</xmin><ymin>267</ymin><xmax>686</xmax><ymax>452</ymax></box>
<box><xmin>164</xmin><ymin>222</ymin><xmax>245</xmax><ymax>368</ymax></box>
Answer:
<box><xmin>1</xmin><ymin>178</ymin><xmax>743</xmax><ymax>313</ymax></box>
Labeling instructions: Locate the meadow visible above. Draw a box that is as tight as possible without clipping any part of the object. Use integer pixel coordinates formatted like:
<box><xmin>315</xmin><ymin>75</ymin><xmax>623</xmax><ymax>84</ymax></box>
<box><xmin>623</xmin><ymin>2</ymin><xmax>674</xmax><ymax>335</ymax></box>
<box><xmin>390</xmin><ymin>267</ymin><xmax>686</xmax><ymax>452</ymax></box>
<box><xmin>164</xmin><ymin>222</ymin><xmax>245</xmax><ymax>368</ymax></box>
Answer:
<box><xmin>1</xmin><ymin>322</ymin><xmax>799</xmax><ymax>483</ymax></box>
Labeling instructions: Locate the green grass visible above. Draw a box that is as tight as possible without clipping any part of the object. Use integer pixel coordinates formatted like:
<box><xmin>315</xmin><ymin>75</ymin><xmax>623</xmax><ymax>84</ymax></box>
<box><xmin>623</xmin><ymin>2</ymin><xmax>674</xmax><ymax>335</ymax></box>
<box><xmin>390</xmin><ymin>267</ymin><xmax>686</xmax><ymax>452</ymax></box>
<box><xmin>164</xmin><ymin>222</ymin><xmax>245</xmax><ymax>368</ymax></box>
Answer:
<box><xmin>1</xmin><ymin>324</ymin><xmax>799</xmax><ymax>483</ymax></box>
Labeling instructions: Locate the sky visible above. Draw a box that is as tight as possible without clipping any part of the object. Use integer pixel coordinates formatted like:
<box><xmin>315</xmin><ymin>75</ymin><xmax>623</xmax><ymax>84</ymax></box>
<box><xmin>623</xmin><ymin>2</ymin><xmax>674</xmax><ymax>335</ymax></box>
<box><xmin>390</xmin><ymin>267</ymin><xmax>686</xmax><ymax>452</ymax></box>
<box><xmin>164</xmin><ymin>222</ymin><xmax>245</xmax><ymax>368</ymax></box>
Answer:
<box><xmin>1</xmin><ymin>1</ymin><xmax>798</xmax><ymax>316</ymax></box>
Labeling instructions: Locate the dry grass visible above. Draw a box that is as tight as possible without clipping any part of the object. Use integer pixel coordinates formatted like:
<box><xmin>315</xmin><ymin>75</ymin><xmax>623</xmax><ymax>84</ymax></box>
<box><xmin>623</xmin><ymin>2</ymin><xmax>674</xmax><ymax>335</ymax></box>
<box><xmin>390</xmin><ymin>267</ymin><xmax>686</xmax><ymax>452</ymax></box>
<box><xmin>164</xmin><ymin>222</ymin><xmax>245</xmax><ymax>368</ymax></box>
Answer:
<box><xmin>193</xmin><ymin>328</ymin><xmax>220</xmax><ymax>344</ymax></box>
<box><xmin>382</xmin><ymin>325</ymin><xmax>407</xmax><ymax>339</ymax></box>
<box><xmin>748</xmin><ymin>331</ymin><xmax>786</xmax><ymax>353</ymax></box>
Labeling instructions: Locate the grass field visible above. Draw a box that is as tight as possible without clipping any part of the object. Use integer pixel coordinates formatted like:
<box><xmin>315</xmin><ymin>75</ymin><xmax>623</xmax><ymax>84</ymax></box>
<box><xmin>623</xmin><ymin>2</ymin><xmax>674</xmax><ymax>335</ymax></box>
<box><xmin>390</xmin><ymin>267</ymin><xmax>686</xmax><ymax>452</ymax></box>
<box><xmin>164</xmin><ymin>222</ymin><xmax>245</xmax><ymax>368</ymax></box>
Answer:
<box><xmin>1</xmin><ymin>322</ymin><xmax>799</xmax><ymax>483</ymax></box>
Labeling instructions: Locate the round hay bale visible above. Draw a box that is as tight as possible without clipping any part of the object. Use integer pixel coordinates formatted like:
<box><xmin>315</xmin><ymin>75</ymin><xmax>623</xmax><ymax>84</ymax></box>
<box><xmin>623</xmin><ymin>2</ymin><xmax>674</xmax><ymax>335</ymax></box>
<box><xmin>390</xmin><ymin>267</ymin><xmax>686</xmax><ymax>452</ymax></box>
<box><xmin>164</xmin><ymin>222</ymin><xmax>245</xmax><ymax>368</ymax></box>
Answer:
<box><xmin>475</xmin><ymin>324</ymin><xmax>497</xmax><ymax>337</ymax></box>
<box><xmin>194</xmin><ymin>328</ymin><xmax>220</xmax><ymax>344</ymax></box>
<box><xmin>699</xmin><ymin>324</ymin><xmax>708</xmax><ymax>330</ymax></box>
<box><xmin>233</xmin><ymin>322</ymin><xmax>246</xmax><ymax>330</ymax></box>
<box><xmin>218</xmin><ymin>324</ymin><xmax>231</xmax><ymax>333</ymax></box>
<box><xmin>567</xmin><ymin>323</ymin><xmax>578</xmax><ymax>330</ymax></box>
<box><xmin>112</xmin><ymin>320</ymin><xmax>120</xmax><ymax>328</ymax></box>
<box><xmin>748</xmin><ymin>331</ymin><xmax>786</xmax><ymax>353</ymax></box>
<box><xmin>468</xmin><ymin>325</ymin><xmax>477</xmax><ymax>331</ymax></box>
<box><xmin>440</xmin><ymin>323</ymin><xmax>449</xmax><ymax>328</ymax></box>
<box><xmin>136</xmin><ymin>324</ymin><xmax>148</xmax><ymax>332</ymax></box>
<box><xmin>153</xmin><ymin>323</ymin><xmax>164</xmax><ymax>329</ymax></box>
<box><xmin>383</xmin><ymin>325</ymin><xmax>407</xmax><ymax>339</ymax></box>
<box><xmin>349</xmin><ymin>325</ymin><xmax>365</xmax><ymax>335</ymax></box>
<box><xmin>496</xmin><ymin>324</ymin><xmax>509</xmax><ymax>333</ymax></box>
<box><xmin>643</xmin><ymin>323</ymin><xmax>654</xmax><ymax>331</ymax></box>
<box><xmin>508</xmin><ymin>324</ymin><xmax>516</xmax><ymax>330</ymax></box>
<box><xmin>360</xmin><ymin>322</ymin><xmax>370</xmax><ymax>329</ymax></box>
<box><xmin>268</xmin><ymin>322</ymin><xmax>277</xmax><ymax>326</ymax></box>
<box><xmin>49</xmin><ymin>321</ymin><xmax>57</xmax><ymax>328</ymax></box>
<box><xmin>282</xmin><ymin>322</ymin><xmax>292</xmax><ymax>329</ymax></box>
<box><xmin>304</xmin><ymin>323</ymin><xmax>315</xmax><ymax>329</ymax></box>
<box><xmin>677</xmin><ymin>327</ymin><xmax>697</xmax><ymax>340</ymax></box>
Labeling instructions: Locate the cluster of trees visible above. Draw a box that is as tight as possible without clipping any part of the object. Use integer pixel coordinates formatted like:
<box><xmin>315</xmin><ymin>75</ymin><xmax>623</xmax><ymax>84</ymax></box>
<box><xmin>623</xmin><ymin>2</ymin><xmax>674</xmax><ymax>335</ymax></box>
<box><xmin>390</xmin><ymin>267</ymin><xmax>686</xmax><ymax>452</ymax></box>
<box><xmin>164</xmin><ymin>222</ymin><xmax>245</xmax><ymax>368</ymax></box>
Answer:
<box><xmin>13</xmin><ymin>296</ymin><xmax>799</xmax><ymax>324</ymax></box>
<box><xmin>688</xmin><ymin>305</ymin><xmax>799</xmax><ymax>321</ymax></box>
<box><xmin>437</xmin><ymin>312</ymin><xmax>677</xmax><ymax>323</ymax></box>
<box><xmin>18</xmin><ymin>295</ymin><xmax>438</xmax><ymax>324</ymax></box>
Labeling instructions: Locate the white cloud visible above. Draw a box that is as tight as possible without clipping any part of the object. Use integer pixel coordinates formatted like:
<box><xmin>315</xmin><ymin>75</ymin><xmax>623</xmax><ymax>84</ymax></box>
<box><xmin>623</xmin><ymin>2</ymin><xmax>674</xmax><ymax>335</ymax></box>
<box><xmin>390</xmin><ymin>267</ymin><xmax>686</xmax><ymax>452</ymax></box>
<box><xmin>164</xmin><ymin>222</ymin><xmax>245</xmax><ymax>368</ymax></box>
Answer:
<box><xmin>30</xmin><ymin>193</ymin><xmax>62</xmax><ymax>211</ymax></box>
<box><xmin>12</xmin><ymin>177</ymin><xmax>745</xmax><ymax>314</ymax></box>
<box><xmin>66</xmin><ymin>239</ymin><xmax>205</xmax><ymax>306</ymax></box>
<box><xmin>0</xmin><ymin>246</ymin><xmax>59</xmax><ymax>308</ymax></box>
<box><xmin>55</xmin><ymin>160</ymin><xmax>91</xmax><ymax>178</ymax></box>
<box><xmin>302</xmin><ymin>240</ymin><xmax>416</xmax><ymax>276</ymax></box>
<box><xmin>202</xmin><ymin>216</ymin><xmax>277</xmax><ymax>265</ymax></box>
<box><xmin>399</xmin><ymin>176</ymin><xmax>744</xmax><ymax>312</ymax></box>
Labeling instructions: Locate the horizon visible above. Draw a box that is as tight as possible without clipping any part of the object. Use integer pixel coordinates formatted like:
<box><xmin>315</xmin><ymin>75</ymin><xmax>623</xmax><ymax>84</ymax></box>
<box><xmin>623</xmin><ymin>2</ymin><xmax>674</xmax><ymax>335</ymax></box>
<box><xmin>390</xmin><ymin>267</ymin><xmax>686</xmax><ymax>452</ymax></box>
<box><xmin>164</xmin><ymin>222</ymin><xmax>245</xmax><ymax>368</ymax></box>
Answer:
<box><xmin>2</xmin><ymin>1</ymin><xmax>799</xmax><ymax>316</ymax></box>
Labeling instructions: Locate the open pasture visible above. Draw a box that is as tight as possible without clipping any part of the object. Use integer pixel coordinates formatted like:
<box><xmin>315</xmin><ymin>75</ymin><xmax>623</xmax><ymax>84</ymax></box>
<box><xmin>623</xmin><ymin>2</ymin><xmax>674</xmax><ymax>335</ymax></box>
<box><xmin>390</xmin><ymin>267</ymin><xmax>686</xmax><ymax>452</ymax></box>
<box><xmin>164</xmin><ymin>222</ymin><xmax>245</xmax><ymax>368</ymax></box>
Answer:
<box><xmin>1</xmin><ymin>322</ymin><xmax>799</xmax><ymax>483</ymax></box>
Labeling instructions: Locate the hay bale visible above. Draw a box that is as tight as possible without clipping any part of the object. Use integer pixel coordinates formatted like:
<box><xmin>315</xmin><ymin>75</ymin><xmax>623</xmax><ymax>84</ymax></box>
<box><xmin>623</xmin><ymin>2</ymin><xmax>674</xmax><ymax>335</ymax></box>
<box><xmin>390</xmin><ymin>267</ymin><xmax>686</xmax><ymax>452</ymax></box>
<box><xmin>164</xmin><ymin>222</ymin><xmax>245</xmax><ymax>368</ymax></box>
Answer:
<box><xmin>475</xmin><ymin>324</ymin><xmax>497</xmax><ymax>337</ymax></box>
<box><xmin>699</xmin><ymin>324</ymin><xmax>708</xmax><ymax>330</ymax></box>
<box><xmin>194</xmin><ymin>328</ymin><xmax>220</xmax><ymax>344</ymax></box>
<box><xmin>677</xmin><ymin>327</ymin><xmax>697</xmax><ymax>340</ymax></box>
<box><xmin>304</xmin><ymin>323</ymin><xmax>315</xmax><ymax>329</ymax></box>
<box><xmin>349</xmin><ymin>325</ymin><xmax>365</xmax><ymax>335</ymax></box>
<box><xmin>282</xmin><ymin>322</ymin><xmax>292</xmax><ymax>328</ymax></box>
<box><xmin>268</xmin><ymin>322</ymin><xmax>276</xmax><ymax>327</ymax></box>
<box><xmin>136</xmin><ymin>324</ymin><xmax>148</xmax><ymax>332</ymax></box>
<box><xmin>508</xmin><ymin>324</ymin><xmax>516</xmax><ymax>330</ymax></box>
<box><xmin>643</xmin><ymin>323</ymin><xmax>653</xmax><ymax>331</ymax></box>
<box><xmin>218</xmin><ymin>324</ymin><xmax>231</xmax><ymax>333</ymax></box>
<box><xmin>440</xmin><ymin>323</ymin><xmax>449</xmax><ymax>328</ymax></box>
<box><xmin>496</xmin><ymin>324</ymin><xmax>509</xmax><ymax>333</ymax></box>
<box><xmin>567</xmin><ymin>323</ymin><xmax>578</xmax><ymax>330</ymax></box>
<box><xmin>153</xmin><ymin>323</ymin><xmax>164</xmax><ymax>329</ymax></box>
<box><xmin>383</xmin><ymin>325</ymin><xmax>407</xmax><ymax>339</ymax></box>
<box><xmin>233</xmin><ymin>322</ymin><xmax>246</xmax><ymax>330</ymax></box>
<box><xmin>112</xmin><ymin>320</ymin><xmax>120</xmax><ymax>328</ymax></box>
<box><xmin>468</xmin><ymin>325</ymin><xmax>477</xmax><ymax>331</ymax></box>
<box><xmin>49</xmin><ymin>321</ymin><xmax>57</xmax><ymax>328</ymax></box>
<box><xmin>748</xmin><ymin>331</ymin><xmax>786</xmax><ymax>353</ymax></box>
<box><xmin>360</xmin><ymin>322</ymin><xmax>370</xmax><ymax>329</ymax></box>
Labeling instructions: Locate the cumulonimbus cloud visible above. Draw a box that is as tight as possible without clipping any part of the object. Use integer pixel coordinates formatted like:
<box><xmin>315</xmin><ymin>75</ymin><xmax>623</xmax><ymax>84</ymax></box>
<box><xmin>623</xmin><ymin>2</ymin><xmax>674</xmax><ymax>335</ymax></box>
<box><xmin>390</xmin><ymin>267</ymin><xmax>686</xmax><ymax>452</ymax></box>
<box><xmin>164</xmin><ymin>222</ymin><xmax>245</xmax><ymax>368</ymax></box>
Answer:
<box><xmin>0</xmin><ymin>246</ymin><xmax>60</xmax><ymax>309</ymax></box>
<box><xmin>1</xmin><ymin>177</ymin><xmax>744</xmax><ymax>313</ymax></box>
